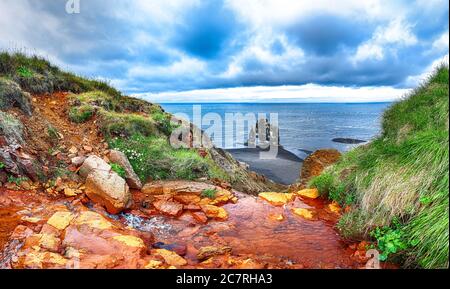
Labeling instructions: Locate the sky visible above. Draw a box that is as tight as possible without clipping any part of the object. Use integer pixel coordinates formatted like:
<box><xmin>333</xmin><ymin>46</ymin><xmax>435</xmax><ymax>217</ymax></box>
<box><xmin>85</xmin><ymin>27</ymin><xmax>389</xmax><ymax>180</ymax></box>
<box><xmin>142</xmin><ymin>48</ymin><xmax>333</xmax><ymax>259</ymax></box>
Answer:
<box><xmin>0</xmin><ymin>0</ymin><xmax>448</xmax><ymax>102</ymax></box>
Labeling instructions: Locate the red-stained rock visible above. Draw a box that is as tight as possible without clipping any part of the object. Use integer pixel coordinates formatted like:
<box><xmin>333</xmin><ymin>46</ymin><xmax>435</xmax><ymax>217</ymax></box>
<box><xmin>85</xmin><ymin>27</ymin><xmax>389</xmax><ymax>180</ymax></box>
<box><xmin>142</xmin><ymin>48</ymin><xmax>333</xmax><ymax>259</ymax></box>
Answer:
<box><xmin>190</xmin><ymin>211</ymin><xmax>208</xmax><ymax>224</ymax></box>
<box><xmin>299</xmin><ymin>149</ymin><xmax>341</xmax><ymax>187</ymax></box>
<box><xmin>173</xmin><ymin>193</ymin><xmax>201</xmax><ymax>205</ymax></box>
<box><xmin>142</xmin><ymin>180</ymin><xmax>220</xmax><ymax>196</ymax></box>
<box><xmin>153</xmin><ymin>200</ymin><xmax>183</xmax><ymax>217</ymax></box>
<box><xmin>197</xmin><ymin>246</ymin><xmax>232</xmax><ymax>261</ymax></box>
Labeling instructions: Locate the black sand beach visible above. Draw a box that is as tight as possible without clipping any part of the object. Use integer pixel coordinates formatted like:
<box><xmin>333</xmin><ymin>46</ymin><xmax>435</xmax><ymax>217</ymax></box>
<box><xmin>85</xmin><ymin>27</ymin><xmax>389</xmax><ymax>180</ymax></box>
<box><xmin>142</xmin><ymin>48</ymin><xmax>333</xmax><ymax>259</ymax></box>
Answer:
<box><xmin>226</xmin><ymin>147</ymin><xmax>303</xmax><ymax>185</ymax></box>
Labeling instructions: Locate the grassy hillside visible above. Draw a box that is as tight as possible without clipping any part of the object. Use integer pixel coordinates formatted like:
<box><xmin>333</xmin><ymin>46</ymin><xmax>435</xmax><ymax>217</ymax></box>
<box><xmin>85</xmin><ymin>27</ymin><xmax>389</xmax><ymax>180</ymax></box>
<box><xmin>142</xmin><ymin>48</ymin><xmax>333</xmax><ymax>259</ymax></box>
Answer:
<box><xmin>309</xmin><ymin>65</ymin><xmax>449</xmax><ymax>268</ymax></box>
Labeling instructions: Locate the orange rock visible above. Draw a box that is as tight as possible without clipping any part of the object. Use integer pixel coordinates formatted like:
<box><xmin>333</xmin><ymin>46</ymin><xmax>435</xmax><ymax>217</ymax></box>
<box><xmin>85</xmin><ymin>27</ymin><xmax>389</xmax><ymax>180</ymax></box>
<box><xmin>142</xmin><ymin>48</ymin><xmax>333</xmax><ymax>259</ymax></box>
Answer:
<box><xmin>23</xmin><ymin>250</ymin><xmax>67</xmax><ymax>269</ymax></box>
<box><xmin>268</xmin><ymin>213</ymin><xmax>284</xmax><ymax>221</ymax></box>
<box><xmin>328</xmin><ymin>201</ymin><xmax>341</xmax><ymax>214</ymax></box>
<box><xmin>144</xmin><ymin>260</ymin><xmax>163</xmax><ymax>269</ymax></box>
<box><xmin>47</xmin><ymin>211</ymin><xmax>75</xmax><ymax>230</ymax></box>
<box><xmin>190</xmin><ymin>211</ymin><xmax>208</xmax><ymax>224</ymax></box>
<box><xmin>155</xmin><ymin>249</ymin><xmax>187</xmax><ymax>266</ymax></box>
<box><xmin>258</xmin><ymin>192</ymin><xmax>295</xmax><ymax>206</ymax></box>
<box><xmin>296</xmin><ymin>188</ymin><xmax>320</xmax><ymax>199</ymax></box>
<box><xmin>197</xmin><ymin>246</ymin><xmax>232</xmax><ymax>261</ymax></box>
<box><xmin>72</xmin><ymin>211</ymin><xmax>113</xmax><ymax>230</ymax></box>
<box><xmin>153</xmin><ymin>200</ymin><xmax>183</xmax><ymax>217</ymax></box>
<box><xmin>299</xmin><ymin>149</ymin><xmax>341</xmax><ymax>187</ymax></box>
<box><xmin>291</xmin><ymin>208</ymin><xmax>314</xmax><ymax>220</ymax></box>
<box><xmin>111</xmin><ymin>235</ymin><xmax>146</xmax><ymax>248</ymax></box>
<box><xmin>200</xmin><ymin>204</ymin><xmax>228</xmax><ymax>220</ymax></box>
<box><xmin>173</xmin><ymin>193</ymin><xmax>201</xmax><ymax>205</ymax></box>
<box><xmin>184</xmin><ymin>204</ymin><xmax>201</xmax><ymax>211</ymax></box>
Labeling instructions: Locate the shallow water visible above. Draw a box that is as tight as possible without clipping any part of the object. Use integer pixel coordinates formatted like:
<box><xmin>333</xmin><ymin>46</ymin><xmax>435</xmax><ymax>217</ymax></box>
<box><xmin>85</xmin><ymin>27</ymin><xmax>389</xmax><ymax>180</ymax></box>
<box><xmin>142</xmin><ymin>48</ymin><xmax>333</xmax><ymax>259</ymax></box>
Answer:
<box><xmin>122</xmin><ymin>192</ymin><xmax>363</xmax><ymax>268</ymax></box>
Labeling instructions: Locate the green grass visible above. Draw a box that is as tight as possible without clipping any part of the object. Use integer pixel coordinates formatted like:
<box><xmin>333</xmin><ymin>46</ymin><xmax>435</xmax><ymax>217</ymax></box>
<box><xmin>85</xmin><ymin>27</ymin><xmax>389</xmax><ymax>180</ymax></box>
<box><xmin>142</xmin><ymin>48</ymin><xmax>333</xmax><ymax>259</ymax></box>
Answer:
<box><xmin>69</xmin><ymin>105</ymin><xmax>94</xmax><ymax>123</ymax></box>
<box><xmin>47</xmin><ymin>125</ymin><xmax>60</xmax><ymax>143</ymax></box>
<box><xmin>99</xmin><ymin>110</ymin><xmax>160</xmax><ymax>138</ymax></box>
<box><xmin>0</xmin><ymin>51</ymin><xmax>122</xmax><ymax>96</ymax></box>
<box><xmin>17</xmin><ymin>66</ymin><xmax>33</xmax><ymax>78</ymax></box>
<box><xmin>7</xmin><ymin>175</ymin><xmax>29</xmax><ymax>185</ymax></box>
<box><xmin>309</xmin><ymin>65</ymin><xmax>449</xmax><ymax>268</ymax></box>
<box><xmin>110</xmin><ymin>163</ymin><xmax>126</xmax><ymax>179</ymax></box>
<box><xmin>0</xmin><ymin>162</ymin><xmax>5</xmax><ymax>170</ymax></box>
<box><xmin>67</xmin><ymin>90</ymin><xmax>175</xmax><ymax>138</ymax></box>
<box><xmin>201</xmin><ymin>188</ymin><xmax>217</xmax><ymax>199</ymax></box>
<box><xmin>108</xmin><ymin>134</ymin><xmax>229</xmax><ymax>183</ymax></box>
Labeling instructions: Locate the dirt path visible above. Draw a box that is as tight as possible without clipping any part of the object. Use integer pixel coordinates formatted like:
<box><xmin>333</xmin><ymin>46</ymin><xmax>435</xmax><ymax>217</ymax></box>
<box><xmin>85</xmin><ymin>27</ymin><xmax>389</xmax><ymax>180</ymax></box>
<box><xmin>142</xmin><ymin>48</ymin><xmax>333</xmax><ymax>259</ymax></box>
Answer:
<box><xmin>17</xmin><ymin>92</ymin><xmax>106</xmax><ymax>158</ymax></box>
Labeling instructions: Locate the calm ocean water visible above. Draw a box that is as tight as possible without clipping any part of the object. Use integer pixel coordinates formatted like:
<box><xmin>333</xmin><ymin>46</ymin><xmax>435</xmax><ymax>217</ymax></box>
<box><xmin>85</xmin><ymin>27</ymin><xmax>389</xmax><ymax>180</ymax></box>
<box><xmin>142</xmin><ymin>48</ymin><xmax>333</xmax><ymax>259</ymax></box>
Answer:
<box><xmin>160</xmin><ymin>103</ymin><xmax>392</xmax><ymax>159</ymax></box>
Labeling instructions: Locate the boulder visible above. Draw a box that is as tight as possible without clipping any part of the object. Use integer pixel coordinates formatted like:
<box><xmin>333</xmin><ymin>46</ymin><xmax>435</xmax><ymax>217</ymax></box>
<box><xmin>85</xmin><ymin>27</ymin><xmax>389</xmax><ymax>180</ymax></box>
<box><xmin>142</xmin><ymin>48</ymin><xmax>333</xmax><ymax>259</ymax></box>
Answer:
<box><xmin>200</xmin><ymin>204</ymin><xmax>228</xmax><ymax>220</ymax></box>
<box><xmin>108</xmin><ymin>150</ymin><xmax>142</xmax><ymax>189</ymax></box>
<box><xmin>0</xmin><ymin>78</ymin><xmax>33</xmax><ymax>116</ymax></box>
<box><xmin>299</xmin><ymin>149</ymin><xmax>341</xmax><ymax>187</ymax></box>
<box><xmin>79</xmin><ymin>155</ymin><xmax>111</xmax><ymax>179</ymax></box>
<box><xmin>152</xmin><ymin>200</ymin><xmax>183</xmax><ymax>217</ymax></box>
<box><xmin>0</xmin><ymin>111</ymin><xmax>25</xmax><ymax>145</ymax></box>
<box><xmin>85</xmin><ymin>169</ymin><xmax>130</xmax><ymax>214</ymax></box>
<box><xmin>154</xmin><ymin>248</ymin><xmax>187</xmax><ymax>267</ymax></box>
<box><xmin>197</xmin><ymin>246</ymin><xmax>232</xmax><ymax>261</ymax></box>
<box><xmin>71</xmin><ymin>156</ymin><xmax>86</xmax><ymax>167</ymax></box>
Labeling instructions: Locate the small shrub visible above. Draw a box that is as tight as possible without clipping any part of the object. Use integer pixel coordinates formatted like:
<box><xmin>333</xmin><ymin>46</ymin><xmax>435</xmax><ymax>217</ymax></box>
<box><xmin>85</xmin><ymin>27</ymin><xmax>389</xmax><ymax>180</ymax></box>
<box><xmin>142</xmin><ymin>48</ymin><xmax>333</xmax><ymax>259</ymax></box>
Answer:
<box><xmin>308</xmin><ymin>172</ymin><xmax>334</xmax><ymax>195</ymax></box>
<box><xmin>201</xmin><ymin>188</ymin><xmax>217</xmax><ymax>199</ymax></box>
<box><xmin>99</xmin><ymin>111</ymin><xmax>159</xmax><ymax>138</ymax></box>
<box><xmin>69</xmin><ymin>105</ymin><xmax>94</xmax><ymax>123</ymax></box>
<box><xmin>370</xmin><ymin>219</ymin><xmax>416</xmax><ymax>262</ymax></box>
<box><xmin>152</xmin><ymin>111</ymin><xmax>176</xmax><ymax>135</ymax></box>
<box><xmin>17</xmin><ymin>66</ymin><xmax>33</xmax><ymax>78</ymax></box>
<box><xmin>108</xmin><ymin>134</ymin><xmax>229</xmax><ymax>183</ymax></box>
<box><xmin>7</xmin><ymin>175</ymin><xmax>29</xmax><ymax>185</ymax></box>
<box><xmin>110</xmin><ymin>163</ymin><xmax>126</xmax><ymax>179</ymax></box>
<box><xmin>47</xmin><ymin>125</ymin><xmax>59</xmax><ymax>142</ymax></box>
<box><xmin>0</xmin><ymin>162</ymin><xmax>5</xmax><ymax>169</ymax></box>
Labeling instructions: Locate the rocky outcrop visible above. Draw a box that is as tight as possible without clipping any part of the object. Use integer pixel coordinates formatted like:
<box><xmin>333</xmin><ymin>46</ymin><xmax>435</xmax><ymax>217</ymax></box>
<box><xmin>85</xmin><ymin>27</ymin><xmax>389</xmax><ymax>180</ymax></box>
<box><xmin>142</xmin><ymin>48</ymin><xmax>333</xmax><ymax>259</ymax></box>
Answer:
<box><xmin>108</xmin><ymin>150</ymin><xmax>142</xmax><ymax>189</ymax></box>
<box><xmin>297</xmin><ymin>149</ymin><xmax>341</xmax><ymax>189</ymax></box>
<box><xmin>0</xmin><ymin>79</ymin><xmax>32</xmax><ymax>116</ymax></box>
<box><xmin>78</xmin><ymin>155</ymin><xmax>111</xmax><ymax>179</ymax></box>
<box><xmin>85</xmin><ymin>169</ymin><xmax>130</xmax><ymax>214</ymax></box>
<box><xmin>142</xmin><ymin>180</ymin><xmax>222</xmax><ymax>196</ymax></box>
<box><xmin>208</xmin><ymin>147</ymin><xmax>284</xmax><ymax>195</ymax></box>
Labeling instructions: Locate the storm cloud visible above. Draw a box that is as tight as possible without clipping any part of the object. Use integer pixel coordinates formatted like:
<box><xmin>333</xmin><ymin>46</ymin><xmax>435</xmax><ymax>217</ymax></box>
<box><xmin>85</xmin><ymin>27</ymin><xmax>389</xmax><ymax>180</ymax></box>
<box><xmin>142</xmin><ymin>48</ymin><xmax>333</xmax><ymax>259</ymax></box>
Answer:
<box><xmin>0</xmin><ymin>0</ymin><xmax>448</xmax><ymax>99</ymax></box>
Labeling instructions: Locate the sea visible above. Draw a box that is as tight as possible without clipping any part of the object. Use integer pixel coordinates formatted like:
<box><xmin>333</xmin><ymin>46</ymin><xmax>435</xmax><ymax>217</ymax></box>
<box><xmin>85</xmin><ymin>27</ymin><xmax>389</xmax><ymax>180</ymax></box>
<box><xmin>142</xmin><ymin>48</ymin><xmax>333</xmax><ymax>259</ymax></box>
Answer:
<box><xmin>160</xmin><ymin>102</ymin><xmax>392</xmax><ymax>159</ymax></box>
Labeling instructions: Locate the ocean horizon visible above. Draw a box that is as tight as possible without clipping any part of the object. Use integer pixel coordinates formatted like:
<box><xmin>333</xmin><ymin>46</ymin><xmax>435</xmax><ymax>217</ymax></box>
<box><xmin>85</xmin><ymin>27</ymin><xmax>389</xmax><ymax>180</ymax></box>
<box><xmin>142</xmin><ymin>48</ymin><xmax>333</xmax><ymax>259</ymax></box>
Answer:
<box><xmin>160</xmin><ymin>102</ymin><xmax>392</xmax><ymax>159</ymax></box>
